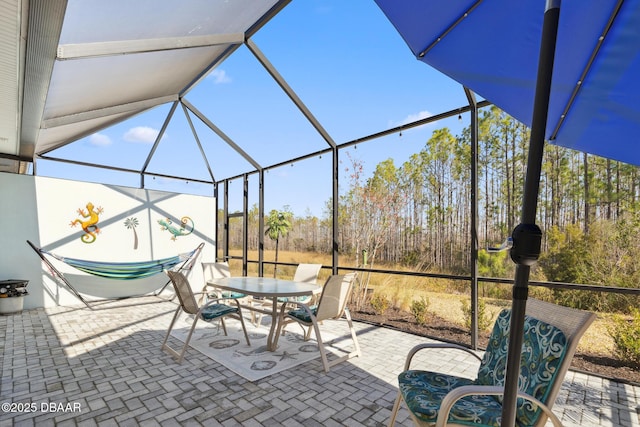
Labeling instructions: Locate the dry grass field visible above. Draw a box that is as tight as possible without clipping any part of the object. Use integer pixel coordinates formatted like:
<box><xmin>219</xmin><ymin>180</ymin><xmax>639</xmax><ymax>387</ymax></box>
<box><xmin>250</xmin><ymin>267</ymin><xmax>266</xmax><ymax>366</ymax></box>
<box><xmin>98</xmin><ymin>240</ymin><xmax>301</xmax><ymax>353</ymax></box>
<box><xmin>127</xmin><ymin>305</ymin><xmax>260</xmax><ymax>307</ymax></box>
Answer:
<box><xmin>226</xmin><ymin>249</ymin><xmax>617</xmax><ymax>357</ymax></box>
<box><xmin>224</xmin><ymin>248</ymin><xmax>640</xmax><ymax>382</ymax></box>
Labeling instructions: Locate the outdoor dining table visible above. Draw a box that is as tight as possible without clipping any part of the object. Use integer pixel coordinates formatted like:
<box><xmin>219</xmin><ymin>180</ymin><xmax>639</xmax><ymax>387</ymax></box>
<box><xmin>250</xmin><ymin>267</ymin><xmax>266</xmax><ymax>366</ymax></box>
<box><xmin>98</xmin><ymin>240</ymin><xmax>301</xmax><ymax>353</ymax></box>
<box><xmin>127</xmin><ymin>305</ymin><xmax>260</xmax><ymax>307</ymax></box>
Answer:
<box><xmin>207</xmin><ymin>276</ymin><xmax>322</xmax><ymax>351</ymax></box>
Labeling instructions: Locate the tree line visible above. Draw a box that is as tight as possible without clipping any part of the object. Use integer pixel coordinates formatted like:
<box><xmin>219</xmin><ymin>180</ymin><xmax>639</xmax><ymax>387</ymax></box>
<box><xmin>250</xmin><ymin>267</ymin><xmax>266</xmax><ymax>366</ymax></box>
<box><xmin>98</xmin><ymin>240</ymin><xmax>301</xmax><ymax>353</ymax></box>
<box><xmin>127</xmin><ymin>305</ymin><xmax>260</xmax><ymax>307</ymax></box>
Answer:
<box><xmin>225</xmin><ymin>106</ymin><xmax>640</xmax><ymax>312</ymax></box>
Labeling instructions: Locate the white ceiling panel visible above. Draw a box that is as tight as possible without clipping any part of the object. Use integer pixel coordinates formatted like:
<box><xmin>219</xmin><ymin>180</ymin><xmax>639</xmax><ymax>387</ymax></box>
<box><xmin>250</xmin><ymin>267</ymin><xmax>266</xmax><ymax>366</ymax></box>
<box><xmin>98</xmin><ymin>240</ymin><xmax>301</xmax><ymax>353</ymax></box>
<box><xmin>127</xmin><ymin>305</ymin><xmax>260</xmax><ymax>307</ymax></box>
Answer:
<box><xmin>60</xmin><ymin>0</ymin><xmax>279</xmax><ymax>43</ymax></box>
<box><xmin>0</xmin><ymin>0</ymin><xmax>21</xmax><ymax>159</ymax></box>
<box><xmin>44</xmin><ymin>46</ymin><xmax>228</xmax><ymax>120</ymax></box>
<box><xmin>1</xmin><ymin>0</ymin><xmax>288</xmax><ymax>174</ymax></box>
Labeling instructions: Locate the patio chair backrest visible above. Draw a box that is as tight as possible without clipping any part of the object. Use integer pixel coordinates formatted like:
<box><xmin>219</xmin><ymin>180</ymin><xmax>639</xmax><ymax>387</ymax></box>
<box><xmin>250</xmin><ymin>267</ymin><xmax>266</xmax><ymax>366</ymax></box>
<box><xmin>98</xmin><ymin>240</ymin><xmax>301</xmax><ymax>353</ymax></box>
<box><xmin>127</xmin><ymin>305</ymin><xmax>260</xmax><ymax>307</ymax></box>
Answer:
<box><xmin>476</xmin><ymin>298</ymin><xmax>595</xmax><ymax>427</ymax></box>
<box><xmin>166</xmin><ymin>270</ymin><xmax>199</xmax><ymax>315</ymax></box>
<box><xmin>523</xmin><ymin>298</ymin><xmax>595</xmax><ymax>424</ymax></box>
<box><xmin>293</xmin><ymin>263</ymin><xmax>322</xmax><ymax>284</ymax></box>
<box><xmin>315</xmin><ymin>273</ymin><xmax>356</xmax><ymax>322</ymax></box>
<box><xmin>202</xmin><ymin>261</ymin><xmax>231</xmax><ymax>281</ymax></box>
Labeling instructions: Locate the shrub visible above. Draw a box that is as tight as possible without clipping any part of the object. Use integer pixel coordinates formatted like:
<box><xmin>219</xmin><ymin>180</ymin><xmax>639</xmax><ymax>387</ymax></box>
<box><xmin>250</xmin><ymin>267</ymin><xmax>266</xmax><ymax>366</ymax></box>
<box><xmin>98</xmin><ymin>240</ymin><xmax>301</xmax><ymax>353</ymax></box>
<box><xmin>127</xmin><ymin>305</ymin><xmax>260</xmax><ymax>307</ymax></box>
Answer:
<box><xmin>609</xmin><ymin>309</ymin><xmax>640</xmax><ymax>367</ymax></box>
<box><xmin>411</xmin><ymin>296</ymin><xmax>430</xmax><ymax>326</ymax></box>
<box><xmin>461</xmin><ymin>298</ymin><xmax>494</xmax><ymax>331</ymax></box>
<box><xmin>370</xmin><ymin>293</ymin><xmax>390</xmax><ymax>315</ymax></box>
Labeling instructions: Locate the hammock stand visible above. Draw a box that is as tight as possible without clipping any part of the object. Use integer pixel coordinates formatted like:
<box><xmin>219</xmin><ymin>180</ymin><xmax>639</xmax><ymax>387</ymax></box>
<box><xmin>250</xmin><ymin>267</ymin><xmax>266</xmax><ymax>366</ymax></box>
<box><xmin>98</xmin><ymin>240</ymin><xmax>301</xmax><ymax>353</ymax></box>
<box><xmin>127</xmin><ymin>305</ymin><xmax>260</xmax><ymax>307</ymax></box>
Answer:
<box><xmin>27</xmin><ymin>240</ymin><xmax>204</xmax><ymax>310</ymax></box>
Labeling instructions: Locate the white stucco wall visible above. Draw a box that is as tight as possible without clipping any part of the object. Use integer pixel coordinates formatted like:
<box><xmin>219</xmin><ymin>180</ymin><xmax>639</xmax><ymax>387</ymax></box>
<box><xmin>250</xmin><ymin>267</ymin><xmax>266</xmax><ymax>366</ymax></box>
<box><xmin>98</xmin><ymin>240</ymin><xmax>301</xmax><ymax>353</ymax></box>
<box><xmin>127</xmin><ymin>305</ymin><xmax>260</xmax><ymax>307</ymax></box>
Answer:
<box><xmin>0</xmin><ymin>172</ymin><xmax>215</xmax><ymax>309</ymax></box>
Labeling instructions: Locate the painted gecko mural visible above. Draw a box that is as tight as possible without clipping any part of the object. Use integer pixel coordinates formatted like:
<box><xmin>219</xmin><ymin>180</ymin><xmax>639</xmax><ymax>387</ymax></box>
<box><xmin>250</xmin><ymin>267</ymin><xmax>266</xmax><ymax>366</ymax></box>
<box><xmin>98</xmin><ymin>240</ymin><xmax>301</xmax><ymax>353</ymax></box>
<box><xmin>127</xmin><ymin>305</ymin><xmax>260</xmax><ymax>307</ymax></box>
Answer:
<box><xmin>158</xmin><ymin>216</ymin><xmax>194</xmax><ymax>241</ymax></box>
<box><xmin>70</xmin><ymin>202</ymin><xmax>104</xmax><ymax>243</ymax></box>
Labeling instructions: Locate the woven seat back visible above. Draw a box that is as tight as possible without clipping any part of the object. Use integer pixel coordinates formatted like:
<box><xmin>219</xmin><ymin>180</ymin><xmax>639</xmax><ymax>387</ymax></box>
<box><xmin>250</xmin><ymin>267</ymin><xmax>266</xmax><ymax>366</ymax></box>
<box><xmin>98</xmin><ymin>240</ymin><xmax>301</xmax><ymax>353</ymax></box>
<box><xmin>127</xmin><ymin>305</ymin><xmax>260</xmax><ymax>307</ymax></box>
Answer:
<box><xmin>315</xmin><ymin>273</ymin><xmax>355</xmax><ymax>322</ymax></box>
<box><xmin>167</xmin><ymin>271</ymin><xmax>199</xmax><ymax>315</ymax></box>
<box><xmin>293</xmin><ymin>264</ymin><xmax>322</xmax><ymax>284</ymax></box>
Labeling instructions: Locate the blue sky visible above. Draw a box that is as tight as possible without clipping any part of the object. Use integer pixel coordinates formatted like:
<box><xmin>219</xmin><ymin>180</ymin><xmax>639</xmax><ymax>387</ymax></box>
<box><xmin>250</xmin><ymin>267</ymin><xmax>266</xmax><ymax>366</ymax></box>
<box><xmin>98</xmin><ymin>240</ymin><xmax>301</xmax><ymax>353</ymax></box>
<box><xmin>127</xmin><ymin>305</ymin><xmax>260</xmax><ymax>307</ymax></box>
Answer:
<box><xmin>37</xmin><ymin>1</ymin><xmax>473</xmax><ymax>217</ymax></box>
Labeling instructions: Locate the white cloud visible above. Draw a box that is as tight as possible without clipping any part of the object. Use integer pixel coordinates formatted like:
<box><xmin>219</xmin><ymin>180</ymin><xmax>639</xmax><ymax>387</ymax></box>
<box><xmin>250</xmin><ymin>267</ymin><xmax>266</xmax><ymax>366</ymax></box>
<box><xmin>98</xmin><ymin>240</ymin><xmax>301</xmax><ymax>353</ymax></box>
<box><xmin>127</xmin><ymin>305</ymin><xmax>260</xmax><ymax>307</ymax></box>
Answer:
<box><xmin>89</xmin><ymin>133</ymin><xmax>112</xmax><ymax>146</ymax></box>
<box><xmin>209</xmin><ymin>68</ymin><xmax>231</xmax><ymax>84</ymax></box>
<box><xmin>387</xmin><ymin>111</ymin><xmax>434</xmax><ymax>135</ymax></box>
<box><xmin>399</xmin><ymin>110</ymin><xmax>433</xmax><ymax>126</ymax></box>
<box><xmin>123</xmin><ymin>126</ymin><xmax>160</xmax><ymax>143</ymax></box>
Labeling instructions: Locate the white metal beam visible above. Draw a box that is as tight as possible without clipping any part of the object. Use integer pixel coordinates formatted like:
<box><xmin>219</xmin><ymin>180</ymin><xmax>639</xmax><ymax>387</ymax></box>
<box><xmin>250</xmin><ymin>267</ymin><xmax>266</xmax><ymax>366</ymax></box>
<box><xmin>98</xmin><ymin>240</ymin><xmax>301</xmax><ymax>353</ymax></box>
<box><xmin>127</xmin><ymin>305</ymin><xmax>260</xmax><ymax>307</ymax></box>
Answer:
<box><xmin>57</xmin><ymin>33</ymin><xmax>245</xmax><ymax>60</ymax></box>
<box><xmin>42</xmin><ymin>95</ymin><xmax>178</xmax><ymax>128</ymax></box>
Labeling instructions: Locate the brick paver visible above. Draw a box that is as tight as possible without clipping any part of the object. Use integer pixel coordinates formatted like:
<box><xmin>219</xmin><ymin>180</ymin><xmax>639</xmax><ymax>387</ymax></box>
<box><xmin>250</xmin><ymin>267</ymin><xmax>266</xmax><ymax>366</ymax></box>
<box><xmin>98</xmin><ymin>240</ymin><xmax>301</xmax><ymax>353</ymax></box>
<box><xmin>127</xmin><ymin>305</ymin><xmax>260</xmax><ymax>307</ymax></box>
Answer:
<box><xmin>0</xmin><ymin>298</ymin><xmax>638</xmax><ymax>426</ymax></box>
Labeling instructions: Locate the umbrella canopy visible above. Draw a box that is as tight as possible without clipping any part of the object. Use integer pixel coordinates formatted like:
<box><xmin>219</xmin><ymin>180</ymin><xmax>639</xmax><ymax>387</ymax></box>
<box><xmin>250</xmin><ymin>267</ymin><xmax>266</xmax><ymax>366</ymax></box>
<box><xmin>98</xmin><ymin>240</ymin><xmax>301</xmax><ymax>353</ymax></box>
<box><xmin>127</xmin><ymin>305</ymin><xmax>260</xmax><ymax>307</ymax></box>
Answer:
<box><xmin>375</xmin><ymin>0</ymin><xmax>640</xmax><ymax>166</ymax></box>
<box><xmin>375</xmin><ymin>1</ymin><xmax>640</xmax><ymax>426</ymax></box>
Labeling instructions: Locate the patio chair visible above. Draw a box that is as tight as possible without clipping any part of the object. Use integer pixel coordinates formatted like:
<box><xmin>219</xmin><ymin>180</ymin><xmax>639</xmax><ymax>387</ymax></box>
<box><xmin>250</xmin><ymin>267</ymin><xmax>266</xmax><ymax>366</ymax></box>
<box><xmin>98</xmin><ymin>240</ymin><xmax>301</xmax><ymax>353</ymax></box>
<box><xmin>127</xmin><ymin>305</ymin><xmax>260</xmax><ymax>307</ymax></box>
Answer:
<box><xmin>274</xmin><ymin>273</ymin><xmax>361</xmax><ymax>373</ymax></box>
<box><xmin>284</xmin><ymin>263</ymin><xmax>323</xmax><ymax>302</ymax></box>
<box><xmin>388</xmin><ymin>298</ymin><xmax>596</xmax><ymax>427</ymax></box>
<box><xmin>201</xmin><ymin>261</ymin><xmax>247</xmax><ymax>301</ymax></box>
<box><xmin>162</xmin><ymin>270</ymin><xmax>251</xmax><ymax>364</ymax></box>
<box><xmin>253</xmin><ymin>263</ymin><xmax>323</xmax><ymax>325</ymax></box>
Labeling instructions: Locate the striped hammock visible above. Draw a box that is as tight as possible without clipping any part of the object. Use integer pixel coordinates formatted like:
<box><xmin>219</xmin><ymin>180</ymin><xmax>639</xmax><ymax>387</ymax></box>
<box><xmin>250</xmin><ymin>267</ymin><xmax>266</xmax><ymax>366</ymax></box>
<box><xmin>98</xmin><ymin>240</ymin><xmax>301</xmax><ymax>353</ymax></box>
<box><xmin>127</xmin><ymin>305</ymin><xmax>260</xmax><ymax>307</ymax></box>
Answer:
<box><xmin>44</xmin><ymin>250</ymin><xmax>193</xmax><ymax>280</ymax></box>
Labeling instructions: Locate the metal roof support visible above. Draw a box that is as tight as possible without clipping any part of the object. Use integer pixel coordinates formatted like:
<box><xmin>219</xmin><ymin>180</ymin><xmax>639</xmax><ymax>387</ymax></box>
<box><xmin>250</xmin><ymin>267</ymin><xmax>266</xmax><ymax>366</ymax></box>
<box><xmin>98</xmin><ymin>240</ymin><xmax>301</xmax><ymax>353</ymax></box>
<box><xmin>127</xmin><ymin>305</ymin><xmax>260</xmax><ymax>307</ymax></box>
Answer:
<box><xmin>258</xmin><ymin>169</ymin><xmax>265</xmax><ymax>277</ymax></box>
<box><xmin>214</xmin><ymin>181</ymin><xmax>220</xmax><ymax>261</ymax></box>
<box><xmin>57</xmin><ymin>33</ymin><xmax>245</xmax><ymax>60</ymax></box>
<box><xmin>182</xmin><ymin>98</ymin><xmax>262</xmax><ymax>171</ymax></box>
<box><xmin>140</xmin><ymin>100</ymin><xmax>178</xmax><ymax>188</ymax></box>
<box><xmin>181</xmin><ymin>102</ymin><xmax>215</xmax><ymax>182</ymax></box>
<box><xmin>223</xmin><ymin>179</ymin><xmax>230</xmax><ymax>263</ymax></box>
<box><xmin>179</xmin><ymin>0</ymin><xmax>292</xmax><ymax>99</ymax></box>
<box><xmin>36</xmin><ymin>154</ymin><xmax>213</xmax><ymax>184</ymax></box>
<box><xmin>243</xmin><ymin>174</ymin><xmax>250</xmax><ymax>276</ymax></box>
<box><xmin>464</xmin><ymin>86</ymin><xmax>479</xmax><ymax>350</ymax></box>
<box><xmin>219</xmin><ymin>101</ymin><xmax>490</xmax><ymax>184</ymax></box>
<box><xmin>332</xmin><ymin>146</ymin><xmax>339</xmax><ymax>274</ymax></box>
<box><xmin>246</xmin><ymin>38</ymin><xmax>337</xmax><ymax>149</ymax></box>
<box><xmin>42</xmin><ymin>95</ymin><xmax>178</xmax><ymax>129</ymax></box>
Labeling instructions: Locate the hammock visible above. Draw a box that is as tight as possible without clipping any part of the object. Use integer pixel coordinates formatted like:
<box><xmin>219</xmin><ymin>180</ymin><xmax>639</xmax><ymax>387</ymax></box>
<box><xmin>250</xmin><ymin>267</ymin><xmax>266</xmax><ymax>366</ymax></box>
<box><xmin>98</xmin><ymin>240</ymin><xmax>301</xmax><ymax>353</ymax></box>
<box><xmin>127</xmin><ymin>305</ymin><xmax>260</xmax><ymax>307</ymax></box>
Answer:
<box><xmin>27</xmin><ymin>240</ymin><xmax>204</xmax><ymax>309</ymax></box>
<box><xmin>44</xmin><ymin>252</ymin><xmax>189</xmax><ymax>280</ymax></box>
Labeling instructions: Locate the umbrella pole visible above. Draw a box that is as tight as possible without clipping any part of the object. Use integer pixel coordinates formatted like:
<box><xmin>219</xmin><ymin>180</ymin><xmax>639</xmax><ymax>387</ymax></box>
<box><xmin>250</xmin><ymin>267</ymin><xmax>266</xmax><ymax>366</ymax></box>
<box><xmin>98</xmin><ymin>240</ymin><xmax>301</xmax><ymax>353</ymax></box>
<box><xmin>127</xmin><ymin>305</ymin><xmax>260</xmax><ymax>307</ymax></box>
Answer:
<box><xmin>501</xmin><ymin>1</ymin><xmax>560</xmax><ymax>426</ymax></box>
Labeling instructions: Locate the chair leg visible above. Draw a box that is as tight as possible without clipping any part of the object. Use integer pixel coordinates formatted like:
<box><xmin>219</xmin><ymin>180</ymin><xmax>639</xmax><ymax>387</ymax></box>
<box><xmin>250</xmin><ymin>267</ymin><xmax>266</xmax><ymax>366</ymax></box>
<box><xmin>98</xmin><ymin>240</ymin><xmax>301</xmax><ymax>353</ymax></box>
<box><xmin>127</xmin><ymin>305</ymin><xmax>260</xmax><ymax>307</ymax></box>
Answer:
<box><xmin>272</xmin><ymin>308</ymin><xmax>288</xmax><ymax>349</ymax></box>
<box><xmin>303</xmin><ymin>324</ymin><xmax>313</xmax><ymax>341</ymax></box>
<box><xmin>249</xmin><ymin>298</ymin><xmax>266</xmax><ymax>327</ymax></box>
<box><xmin>236</xmin><ymin>312</ymin><xmax>251</xmax><ymax>346</ymax></box>
<box><xmin>198</xmin><ymin>286</ymin><xmax>207</xmax><ymax>305</ymax></box>
<box><xmin>220</xmin><ymin>317</ymin><xmax>228</xmax><ymax>336</ymax></box>
<box><xmin>388</xmin><ymin>391</ymin><xmax>403</xmax><ymax>427</ymax></box>
<box><xmin>175</xmin><ymin>317</ymin><xmax>201</xmax><ymax>364</ymax></box>
<box><xmin>162</xmin><ymin>308</ymin><xmax>200</xmax><ymax>364</ymax></box>
<box><xmin>344</xmin><ymin>309</ymin><xmax>361</xmax><ymax>357</ymax></box>
<box><xmin>162</xmin><ymin>306</ymin><xmax>182</xmax><ymax>350</ymax></box>
<box><xmin>310</xmin><ymin>320</ymin><xmax>332</xmax><ymax>373</ymax></box>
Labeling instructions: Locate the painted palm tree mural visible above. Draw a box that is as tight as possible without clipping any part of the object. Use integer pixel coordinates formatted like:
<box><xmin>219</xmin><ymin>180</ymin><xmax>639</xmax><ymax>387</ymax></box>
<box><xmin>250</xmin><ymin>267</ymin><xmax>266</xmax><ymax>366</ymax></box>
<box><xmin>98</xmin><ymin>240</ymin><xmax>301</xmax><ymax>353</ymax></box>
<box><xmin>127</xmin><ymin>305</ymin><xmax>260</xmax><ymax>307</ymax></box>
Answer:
<box><xmin>265</xmin><ymin>209</ymin><xmax>293</xmax><ymax>278</ymax></box>
<box><xmin>124</xmin><ymin>217</ymin><xmax>139</xmax><ymax>250</ymax></box>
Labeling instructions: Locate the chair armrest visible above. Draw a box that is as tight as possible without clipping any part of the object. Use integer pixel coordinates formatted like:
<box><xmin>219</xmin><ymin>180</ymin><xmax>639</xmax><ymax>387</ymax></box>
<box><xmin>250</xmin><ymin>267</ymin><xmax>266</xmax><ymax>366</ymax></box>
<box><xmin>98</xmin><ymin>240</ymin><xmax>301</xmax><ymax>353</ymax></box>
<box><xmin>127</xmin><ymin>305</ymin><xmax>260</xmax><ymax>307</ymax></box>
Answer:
<box><xmin>404</xmin><ymin>343</ymin><xmax>483</xmax><ymax>370</ymax></box>
<box><xmin>277</xmin><ymin>300</ymin><xmax>314</xmax><ymax>318</ymax></box>
<box><xmin>200</xmin><ymin>295</ymin><xmax>240</xmax><ymax>306</ymax></box>
<box><xmin>435</xmin><ymin>385</ymin><xmax>563</xmax><ymax>427</ymax></box>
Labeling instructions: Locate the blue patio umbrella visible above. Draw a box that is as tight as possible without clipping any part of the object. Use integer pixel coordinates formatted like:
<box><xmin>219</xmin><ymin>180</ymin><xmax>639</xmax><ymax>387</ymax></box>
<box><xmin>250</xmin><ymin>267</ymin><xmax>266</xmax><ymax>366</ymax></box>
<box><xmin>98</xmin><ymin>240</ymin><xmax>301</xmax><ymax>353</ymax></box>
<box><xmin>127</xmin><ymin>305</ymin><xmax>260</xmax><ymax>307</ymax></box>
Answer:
<box><xmin>375</xmin><ymin>0</ymin><xmax>640</xmax><ymax>425</ymax></box>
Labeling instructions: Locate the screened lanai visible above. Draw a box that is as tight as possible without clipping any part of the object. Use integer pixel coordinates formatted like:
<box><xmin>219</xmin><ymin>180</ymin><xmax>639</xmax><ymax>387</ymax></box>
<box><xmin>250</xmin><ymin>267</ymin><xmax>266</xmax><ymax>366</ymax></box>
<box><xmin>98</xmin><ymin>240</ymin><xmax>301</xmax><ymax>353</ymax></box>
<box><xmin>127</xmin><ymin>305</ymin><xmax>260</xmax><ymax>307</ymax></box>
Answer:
<box><xmin>2</xmin><ymin>0</ymin><xmax>488</xmax><ymax>289</ymax></box>
<box><xmin>3</xmin><ymin>2</ymin><xmax>640</xmax><ymax>426</ymax></box>
<box><xmin>4</xmin><ymin>0</ymin><xmax>640</xmax><ymax>346</ymax></box>
<box><xmin>5</xmin><ymin>0</ymin><xmax>477</xmax><ymax>180</ymax></box>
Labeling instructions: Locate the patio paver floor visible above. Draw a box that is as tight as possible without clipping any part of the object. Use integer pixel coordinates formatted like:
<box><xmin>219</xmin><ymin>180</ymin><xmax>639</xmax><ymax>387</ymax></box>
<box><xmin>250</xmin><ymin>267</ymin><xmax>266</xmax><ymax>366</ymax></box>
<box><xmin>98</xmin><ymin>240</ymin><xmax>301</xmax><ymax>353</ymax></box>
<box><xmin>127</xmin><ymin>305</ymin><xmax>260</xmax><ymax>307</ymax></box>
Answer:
<box><xmin>1</xmin><ymin>297</ymin><xmax>638</xmax><ymax>426</ymax></box>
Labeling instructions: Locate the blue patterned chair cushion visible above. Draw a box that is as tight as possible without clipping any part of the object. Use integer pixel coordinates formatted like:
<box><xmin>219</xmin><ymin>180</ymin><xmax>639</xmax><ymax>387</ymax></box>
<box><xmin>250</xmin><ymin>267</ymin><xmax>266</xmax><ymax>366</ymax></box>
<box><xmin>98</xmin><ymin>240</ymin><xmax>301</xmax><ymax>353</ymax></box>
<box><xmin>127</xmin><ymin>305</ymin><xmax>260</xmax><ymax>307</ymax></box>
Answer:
<box><xmin>399</xmin><ymin>309</ymin><xmax>568</xmax><ymax>427</ymax></box>
<box><xmin>476</xmin><ymin>309</ymin><xmax>568</xmax><ymax>426</ymax></box>
<box><xmin>399</xmin><ymin>371</ymin><xmax>503</xmax><ymax>426</ymax></box>
<box><xmin>277</xmin><ymin>295</ymin><xmax>312</xmax><ymax>304</ymax></box>
<box><xmin>221</xmin><ymin>291</ymin><xmax>246</xmax><ymax>299</ymax></box>
<box><xmin>207</xmin><ymin>291</ymin><xmax>246</xmax><ymax>299</ymax></box>
<box><xmin>200</xmin><ymin>303</ymin><xmax>238</xmax><ymax>320</ymax></box>
<box><xmin>287</xmin><ymin>305</ymin><xmax>318</xmax><ymax>323</ymax></box>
